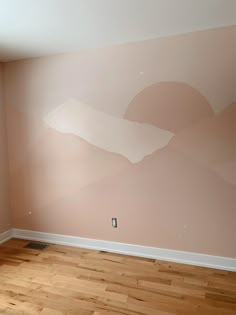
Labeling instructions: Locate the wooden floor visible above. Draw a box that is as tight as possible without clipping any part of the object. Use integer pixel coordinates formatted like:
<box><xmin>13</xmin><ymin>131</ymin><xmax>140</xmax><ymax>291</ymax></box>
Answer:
<box><xmin>0</xmin><ymin>239</ymin><xmax>235</xmax><ymax>315</ymax></box>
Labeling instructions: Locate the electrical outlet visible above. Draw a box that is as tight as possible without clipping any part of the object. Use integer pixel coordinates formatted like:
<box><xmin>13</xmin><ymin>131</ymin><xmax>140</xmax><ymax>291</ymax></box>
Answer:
<box><xmin>112</xmin><ymin>218</ymin><xmax>117</xmax><ymax>228</ymax></box>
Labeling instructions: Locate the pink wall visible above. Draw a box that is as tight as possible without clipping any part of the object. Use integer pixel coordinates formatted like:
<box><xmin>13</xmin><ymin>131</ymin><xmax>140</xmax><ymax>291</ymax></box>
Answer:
<box><xmin>3</xmin><ymin>26</ymin><xmax>236</xmax><ymax>257</ymax></box>
<box><xmin>0</xmin><ymin>64</ymin><xmax>10</xmax><ymax>233</ymax></box>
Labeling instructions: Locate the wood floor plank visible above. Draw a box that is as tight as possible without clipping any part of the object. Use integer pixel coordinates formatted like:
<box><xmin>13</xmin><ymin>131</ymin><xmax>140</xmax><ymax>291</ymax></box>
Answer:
<box><xmin>0</xmin><ymin>239</ymin><xmax>235</xmax><ymax>315</ymax></box>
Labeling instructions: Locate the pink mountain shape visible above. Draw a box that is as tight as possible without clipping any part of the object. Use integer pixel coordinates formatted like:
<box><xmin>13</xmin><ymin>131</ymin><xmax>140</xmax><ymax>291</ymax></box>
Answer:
<box><xmin>212</xmin><ymin>161</ymin><xmax>236</xmax><ymax>186</ymax></box>
<box><xmin>7</xmin><ymin>105</ymin><xmax>131</xmax><ymax>214</ymax></box>
<box><xmin>125</xmin><ymin>82</ymin><xmax>214</xmax><ymax>132</ymax></box>
<box><xmin>170</xmin><ymin>102</ymin><xmax>236</xmax><ymax>169</ymax></box>
<box><xmin>14</xmin><ymin>146</ymin><xmax>236</xmax><ymax>258</ymax></box>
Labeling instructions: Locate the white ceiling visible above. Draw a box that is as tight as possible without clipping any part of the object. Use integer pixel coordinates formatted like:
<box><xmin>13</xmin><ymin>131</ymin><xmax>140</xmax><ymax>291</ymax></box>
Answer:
<box><xmin>0</xmin><ymin>0</ymin><xmax>235</xmax><ymax>62</ymax></box>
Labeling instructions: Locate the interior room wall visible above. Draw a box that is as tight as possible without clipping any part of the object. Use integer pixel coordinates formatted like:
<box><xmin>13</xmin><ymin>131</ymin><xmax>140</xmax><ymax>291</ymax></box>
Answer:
<box><xmin>0</xmin><ymin>63</ymin><xmax>10</xmax><ymax>233</ymax></box>
<box><xmin>3</xmin><ymin>25</ymin><xmax>236</xmax><ymax>257</ymax></box>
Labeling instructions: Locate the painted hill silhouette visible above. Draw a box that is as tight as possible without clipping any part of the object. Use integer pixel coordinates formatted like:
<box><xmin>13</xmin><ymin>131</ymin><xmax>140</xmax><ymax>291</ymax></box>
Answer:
<box><xmin>125</xmin><ymin>82</ymin><xmax>214</xmax><ymax>132</ymax></box>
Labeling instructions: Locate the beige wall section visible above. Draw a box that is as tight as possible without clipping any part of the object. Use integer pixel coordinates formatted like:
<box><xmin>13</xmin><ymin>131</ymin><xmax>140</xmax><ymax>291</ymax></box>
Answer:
<box><xmin>3</xmin><ymin>26</ymin><xmax>236</xmax><ymax>257</ymax></box>
<box><xmin>3</xmin><ymin>26</ymin><xmax>236</xmax><ymax>118</ymax></box>
<box><xmin>0</xmin><ymin>64</ymin><xmax>10</xmax><ymax>233</ymax></box>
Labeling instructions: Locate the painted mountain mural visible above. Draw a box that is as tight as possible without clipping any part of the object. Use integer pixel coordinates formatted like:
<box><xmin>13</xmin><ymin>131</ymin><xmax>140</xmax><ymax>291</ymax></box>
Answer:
<box><xmin>8</xmin><ymin>85</ymin><xmax>236</xmax><ymax>258</ymax></box>
<box><xmin>4</xmin><ymin>25</ymin><xmax>236</xmax><ymax>259</ymax></box>
<box><xmin>7</xmin><ymin>104</ymin><xmax>130</xmax><ymax>211</ymax></box>
<box><xmin>43</xmin><ymin>98</ymin><xmax>174</xmax><ymax>163</ymax></box>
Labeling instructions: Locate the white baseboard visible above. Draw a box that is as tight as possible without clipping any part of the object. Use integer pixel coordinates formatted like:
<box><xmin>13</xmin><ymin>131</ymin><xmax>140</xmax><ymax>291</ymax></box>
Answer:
<box><xmin>0</xmin><ymin>229</ymin><xmax>13</xmax><ymax>244</ymax></box>
<box><xmin>12</xmin><ymin>228</ymin><xmax>236</xmax><ymax>272</ymax></box>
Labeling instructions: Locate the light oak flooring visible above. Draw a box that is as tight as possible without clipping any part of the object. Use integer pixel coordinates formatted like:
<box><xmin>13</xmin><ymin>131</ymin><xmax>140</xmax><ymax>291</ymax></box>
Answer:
<box><xmin>0</xmin><ymin>238</ymin><xmax>235</xmax><ymax>315</ymax></box>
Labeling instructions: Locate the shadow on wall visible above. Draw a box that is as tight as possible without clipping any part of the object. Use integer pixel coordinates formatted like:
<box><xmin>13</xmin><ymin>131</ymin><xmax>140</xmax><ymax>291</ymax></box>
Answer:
<box><xmin>8</xmin><ymin>81</ymin><xmax>236</xmax><ymax>257</ymax></box>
